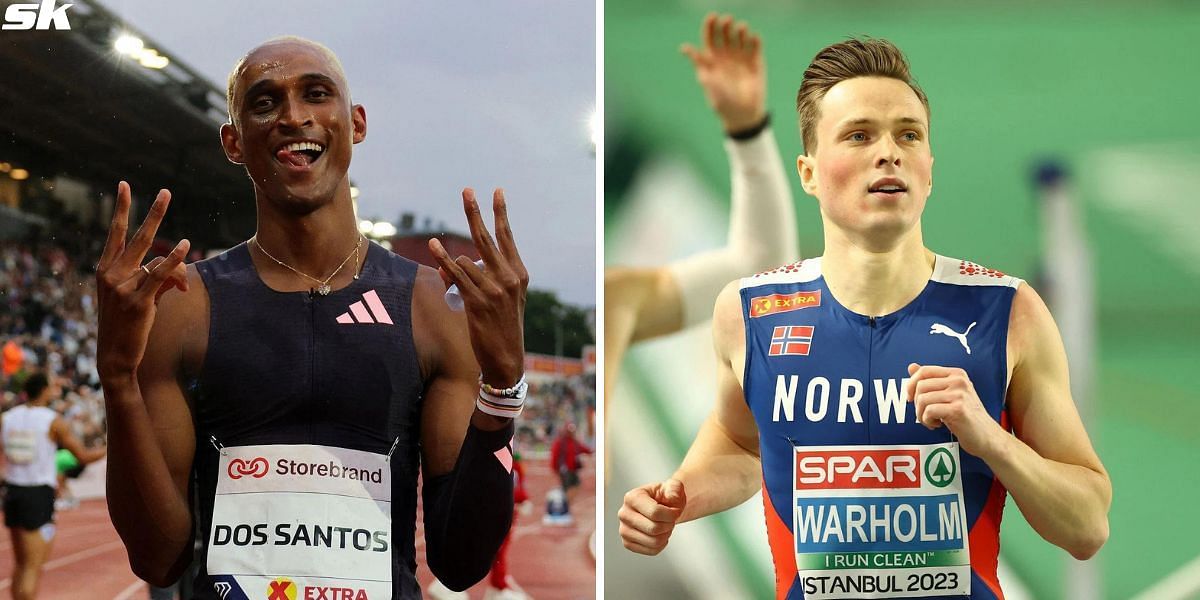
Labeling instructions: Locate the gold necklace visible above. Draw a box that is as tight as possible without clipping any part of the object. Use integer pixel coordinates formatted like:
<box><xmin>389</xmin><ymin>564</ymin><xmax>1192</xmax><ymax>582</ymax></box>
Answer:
<box><xmin>251</xmin><ymin>235</ymin><xmax>363</xmax><ymax>295</ymax></box>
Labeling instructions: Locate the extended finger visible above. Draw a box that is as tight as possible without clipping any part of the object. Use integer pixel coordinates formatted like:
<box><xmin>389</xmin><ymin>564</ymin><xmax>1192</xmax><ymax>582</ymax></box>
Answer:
<box><xmin>491</xmin><ymin>189</ymin><xmax>527</xmax><ymax>286</ymax></box>
<box><xmin>717</xmin><ymin>15</ymin><xmax>734</xmax><ymax>52</ymax></box>
<box><xmin>138</xmin><ymin>239</ymin><xmax>190</xmax><ymax>300</ymax></box>
<box><xmin>461</xmin><ymin>188</ymin><xmax>505</xmax><ymax>269</ymax></box>
<box><xmin>734</xmin><ymin>22</ymin><xmax>748</xmax><ymax>53</ymax></box>
<box><xmin>119</xmin><ymin>189</ymin><xmax>172</xmax><ymax>272</ymax></box>
<box><xmin>428</xmin><ymin>238</ymin><xmax>481</xmax><ymax>299</ymax></box>
<box><xmin>680</xmin><ymin>43</ymin><xmax>710</xmax><ymax>69</ymax></box>
<box><xmin>98</xmin><ymin>181</ymin><xmax>132</xmax><ymax>271</ymax></box>
<box><xmin>702</xmin><ymin>13</ymin><xmax>718</xmax><ymax>51</ymax></box>
<box><xmin>748</xmin><ymin>33</ymin><xmax>762</xmax><ymax>61</ymax></box>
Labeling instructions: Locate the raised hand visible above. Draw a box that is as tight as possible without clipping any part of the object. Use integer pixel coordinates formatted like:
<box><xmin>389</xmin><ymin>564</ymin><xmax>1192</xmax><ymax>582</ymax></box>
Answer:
<box><xmin>95</xmin><ymin>182</ymin><xmax>190</xmax><ymax>379</ymax></box>
<box><xmin>680</xmin><ymin>13</ymin><xmax>767</xmax><ymax>133</ymax></box>
<box><xmin>428</xmin><ymin>188</ymin><xmax>529</xmax><ymax>389</ymax></box>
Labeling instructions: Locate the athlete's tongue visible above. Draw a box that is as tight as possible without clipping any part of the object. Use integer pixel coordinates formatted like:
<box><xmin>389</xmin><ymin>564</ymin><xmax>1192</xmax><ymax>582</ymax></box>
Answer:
<box><xmin>276</xmin><ymin>148</ymin><xmax>313</xmax><ymax>167</ymax></box>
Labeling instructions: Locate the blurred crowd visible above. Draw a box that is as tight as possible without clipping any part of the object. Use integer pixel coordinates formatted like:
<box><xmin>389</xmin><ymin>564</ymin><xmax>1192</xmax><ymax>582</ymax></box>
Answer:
<box><xmin>518</xmin><ymin>372</ymin><xmax>596</xmax><ymax>454</ymax></box>
<box><xmin>1</xmin><ymin>241</ymin><xmax>107</xmax><ymax>447</ymax></box>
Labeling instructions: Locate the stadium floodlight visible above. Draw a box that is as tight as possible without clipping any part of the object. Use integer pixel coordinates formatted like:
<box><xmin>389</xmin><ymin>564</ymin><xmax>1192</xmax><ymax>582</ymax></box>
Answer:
<box><xmin>0</xmin><ymin>162</ymin><xmax>10</xmax><ymax>173</ymax></box>
<box><xmin>10</xmin><ymin>169</ymin><xmax>29</xmax><ymax>181</ymax></box>
<box><xmin>138</xmin><ymin>49</ymin><xmax>169</xmax><ymax>70</ymax></box>
<box><xmin>370</xmin><ymin>222</ymin><xmax>397</xmax><ymax>239</ymax></box>
<box><xmin>358</xmin><ymin>220</ymin><xmax>374</xmax><ymax>235</ymax></box>
<box><xmin>114</xmin><ymin>33</ymin><xmax>143</xmax><ymax>56</ymax></box>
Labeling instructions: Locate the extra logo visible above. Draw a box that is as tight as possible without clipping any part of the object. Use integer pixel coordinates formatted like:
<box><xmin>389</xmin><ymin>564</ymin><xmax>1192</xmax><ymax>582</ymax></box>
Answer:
<box><xmin>267</xmin><ymin>578</ymin><xmax>296</xmax><ymax>600</ymax></box>
<box><xmin>228</xmin><ymin>457</ymin><xmax>269</xmax><ymax>480</ymax></box>
<box><xmin>750</xmin><ymin>290</ymin><xmax>820</xmax><ymax>318</ymax></box>
<box><xmin>769</xmin><ymin>325</ymin><xmax>814</xmax><ymax>357</ymax></box>
<box><xmin>2</xmin><ymin>0</ymin><xmax>72</xmax><ymax>30</ymax></box>
<box><xmin>924</xmin><ymin>447</ymin><xmax>957</xmax><ymax>488</ymax></box>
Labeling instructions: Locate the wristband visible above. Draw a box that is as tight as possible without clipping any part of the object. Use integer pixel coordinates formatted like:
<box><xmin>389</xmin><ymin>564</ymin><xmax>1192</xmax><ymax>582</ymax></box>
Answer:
<box><xmin>727</xmin><ymin>113</ymin><xmax>770</xmax><ymax>141</ymax></box>
<box><xmin>480</xmin><ymin>374</ymin><xmax>527</xmax><ymax>399</ymax></box>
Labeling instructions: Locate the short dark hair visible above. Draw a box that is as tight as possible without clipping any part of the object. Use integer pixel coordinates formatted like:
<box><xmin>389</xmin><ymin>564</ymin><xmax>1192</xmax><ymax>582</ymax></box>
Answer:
<box><xmin>23</xmin><ymin>372</ymin><xmax>49</xmax><ymax>400</ymax></box>
<box><xmin>796</xmin><ymin>37</ymin><xmax>930</xmax><ymax>154</ymax></box>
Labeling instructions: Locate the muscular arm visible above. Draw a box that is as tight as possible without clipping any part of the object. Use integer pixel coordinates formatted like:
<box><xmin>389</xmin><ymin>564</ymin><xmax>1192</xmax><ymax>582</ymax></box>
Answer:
<box><xmin>415</xmin><ymin>267</ymin><xmax>515</xmax><ymax>591</ymax></box>
<box><xmin>673</xmin><ymin>280</ymin><xmax>762</xmax><ymax>522</ymax></box>
<box><xmin>984</xmin><ymin>283</ymin><xmax>1111</xmax><ymax>560</ymax></box>
<box><xmin>103</xmin><ymin>266</ymin><xmax>203</xmax><ymax>585</ymax></box>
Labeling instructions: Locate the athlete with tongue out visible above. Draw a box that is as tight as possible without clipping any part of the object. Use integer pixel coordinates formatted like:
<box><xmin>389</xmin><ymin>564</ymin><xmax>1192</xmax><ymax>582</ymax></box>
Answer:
<box><xmin>96</xmin><ymin>37</ymin><xmax>528</xmax><ymax>599</ymax></box>
<box><xmin>619</xmin><ymin>38</ymin><xmax>1111</xmax><ymax>599</ymax></box>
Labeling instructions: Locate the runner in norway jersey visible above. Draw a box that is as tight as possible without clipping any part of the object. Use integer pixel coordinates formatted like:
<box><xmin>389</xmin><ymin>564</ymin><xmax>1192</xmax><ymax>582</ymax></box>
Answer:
<box><xmin>740</xmin><ymin>255</ymin><xmax>1020</xmax><ymax>600</ymax></box>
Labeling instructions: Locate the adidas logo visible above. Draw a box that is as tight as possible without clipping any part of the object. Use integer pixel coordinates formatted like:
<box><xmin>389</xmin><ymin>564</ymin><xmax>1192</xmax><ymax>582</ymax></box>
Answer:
<box><xmin>336</xmin><ymin>290</ymin><xmax>394</xmax><ymax>325</ymax></box>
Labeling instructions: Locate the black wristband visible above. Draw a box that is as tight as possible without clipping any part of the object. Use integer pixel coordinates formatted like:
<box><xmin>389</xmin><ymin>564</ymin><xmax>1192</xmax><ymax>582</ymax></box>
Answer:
<box><xmin>727</xmin><ymin>113</ymin><xmax>771</xmax><ymax>141</ymax></box>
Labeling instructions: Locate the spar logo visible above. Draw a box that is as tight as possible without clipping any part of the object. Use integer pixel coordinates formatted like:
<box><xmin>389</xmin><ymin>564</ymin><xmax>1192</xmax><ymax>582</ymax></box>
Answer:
<box><xmin>267</xmin><ymin>578</ymin><xmax>296</xmax><ymax>600</ymax></box>
<box><xmin>228</xmin><ymin>457</ymin><xmax>269</xmax><ymax>480</ymax></box>
<box><xmin>924</xmin><ymin>447</ymin><xmax>957</xmax><ymax>488</ymax></box>
<box><xmin>750</xmin><ymin>290</ymin><xmax>820</xmax><ymax>318</ymax></box>
<box><xmin>795</xmin><ymin>449</ymin><xmax>921</xmax><ymax>490</ymax></box>
<box><xmin>2</xmin><ymin>0</ymin><xmax>72</xmax><ymax>30</ymax></box>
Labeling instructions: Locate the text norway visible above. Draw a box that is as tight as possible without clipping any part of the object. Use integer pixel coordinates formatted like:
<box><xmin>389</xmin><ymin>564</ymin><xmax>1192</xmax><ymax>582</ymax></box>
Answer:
<box><xmin>774</xmin><ymin>375</ymin><xmax>916</xmax><ymax>424</ymax></box>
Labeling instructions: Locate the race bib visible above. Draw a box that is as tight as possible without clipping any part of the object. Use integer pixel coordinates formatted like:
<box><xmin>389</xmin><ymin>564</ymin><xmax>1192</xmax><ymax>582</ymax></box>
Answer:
<box><xmin>792</xmin><ymin>442</ymin><xmax>970</xmax><ymax>599</ymax></box>
<box><xmin>5</xmin><ymin>430</ymin><xmax>37</xmax><ymax>465</ymax></box>
<box><xmin>207</xmin><ymin>444</ymin><xmax>391</xmax><ymax>600</ymax></box>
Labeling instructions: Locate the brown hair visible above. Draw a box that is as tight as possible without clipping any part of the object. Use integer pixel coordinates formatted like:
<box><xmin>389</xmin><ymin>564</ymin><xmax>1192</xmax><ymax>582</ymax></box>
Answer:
<box><xmin>796</xmin><ymin>38</ymin><xmax>929</xmax><ymax>154</ymax></box>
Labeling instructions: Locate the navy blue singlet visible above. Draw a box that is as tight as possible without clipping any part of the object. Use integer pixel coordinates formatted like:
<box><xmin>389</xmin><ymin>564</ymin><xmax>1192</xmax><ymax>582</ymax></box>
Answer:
<box><xmin>740</xmin><ymin>255</ymin><xmax>1021</xmax><ymax>600</ymax></box>
<box><xmin>191</xmin><ymin>241</ymin><xmax>424</xmax><ymax>599</ymax></box>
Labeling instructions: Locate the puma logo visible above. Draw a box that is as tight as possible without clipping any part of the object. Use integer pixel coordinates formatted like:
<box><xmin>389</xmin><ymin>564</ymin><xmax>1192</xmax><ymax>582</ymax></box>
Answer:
<box><xmin>930</xmin><ymin>322</ymin><xmax>976</xmax><ymax>355</ymax></box>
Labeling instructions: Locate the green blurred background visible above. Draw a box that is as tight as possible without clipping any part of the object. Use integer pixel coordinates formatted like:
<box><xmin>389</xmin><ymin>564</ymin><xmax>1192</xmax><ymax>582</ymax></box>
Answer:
<box><xmin>604</xmin><ymin>1</ymin><xmax>1200</xmax><ymax>598</ymax></box>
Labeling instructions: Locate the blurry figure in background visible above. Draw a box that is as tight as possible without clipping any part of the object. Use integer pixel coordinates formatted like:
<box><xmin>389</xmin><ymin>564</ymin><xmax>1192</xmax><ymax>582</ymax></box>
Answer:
<box><xmin>54</xmin><ymin>447</ymin><xmax>86</xmax><ymax>510</ymax></box>
<box><xmin>1</xmin><ymin>372</ymin><xmax>106</xmax><ymax>600</ymax></box>
<box><xmin>604</xmin><ymin>12</ymin><xmax>798</xmax><ymax>439</ymax></box>
<box><xmin>548</xmin><ymin>422</ymin><xmax>591</xmax><ymax>525</ymax></box>
<box><xmin>2</xmin><ymin>337</ymin><xmax>22</xmax><ymax>379</ymax></box>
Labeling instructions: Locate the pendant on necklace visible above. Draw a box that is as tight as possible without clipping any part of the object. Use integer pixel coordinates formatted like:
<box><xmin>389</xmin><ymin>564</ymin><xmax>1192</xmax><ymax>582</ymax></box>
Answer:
<box><xmin>317</xmin><ymin>284</ymin><xmax>331</xmax><ymax>296</ymax></box>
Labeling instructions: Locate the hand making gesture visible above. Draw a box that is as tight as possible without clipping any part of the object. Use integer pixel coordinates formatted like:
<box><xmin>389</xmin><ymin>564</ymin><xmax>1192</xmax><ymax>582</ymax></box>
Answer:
<box><xmin>681</xmin><ymin>13</ymin><xmax>768</xmax><ymax>134</ymax></box>
<box><xmin>428</xmin><ymin>188</ymin><xmax>529</xmax><ymax>391</ymax></box>
<box><xmin>95</xmin><ymin>182</ymin><xmax>190</xmax><ymax>379</ymax></box>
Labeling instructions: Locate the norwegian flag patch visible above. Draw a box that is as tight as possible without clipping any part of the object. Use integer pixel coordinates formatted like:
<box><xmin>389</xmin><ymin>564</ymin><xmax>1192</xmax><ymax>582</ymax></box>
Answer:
<box><xmin>769</xmin><ymin>325</ymin><xmax>814</xmax><ymax>357</ymax></box>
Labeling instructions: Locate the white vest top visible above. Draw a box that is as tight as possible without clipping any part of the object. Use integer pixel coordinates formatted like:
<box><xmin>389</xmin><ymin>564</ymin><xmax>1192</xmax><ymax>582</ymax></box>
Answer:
<box><xmin>2</xmin><ymin>404</ymin><xmax>59</xmax><ymax>487</ymax></box>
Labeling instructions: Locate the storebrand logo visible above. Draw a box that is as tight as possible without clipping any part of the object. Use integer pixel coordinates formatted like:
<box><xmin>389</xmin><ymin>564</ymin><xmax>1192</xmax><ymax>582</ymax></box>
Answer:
<box><xmin>2</xmin><ymin>0</ymin><xmax>73</xmax><ymax>31</ymax></box>
<box><xmin>227</xmin><ymin>457</ymin><xmax>269</xmax><ymax>480</ymax></box>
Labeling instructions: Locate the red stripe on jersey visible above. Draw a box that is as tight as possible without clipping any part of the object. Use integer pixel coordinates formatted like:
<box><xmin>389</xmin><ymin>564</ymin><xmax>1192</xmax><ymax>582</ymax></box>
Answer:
<box><xmin>761</xmin><ymin>481</ymin><xmax>797</xmax><ymax>600</ymax></box>
<box><xmin>969</xmin><ymin>409</ymin><xmax>1010</xmax><ymax>600</ymax></box>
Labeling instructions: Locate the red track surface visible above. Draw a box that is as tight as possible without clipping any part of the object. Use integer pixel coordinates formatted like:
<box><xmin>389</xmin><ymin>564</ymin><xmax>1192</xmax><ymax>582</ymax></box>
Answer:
<box><xmin>0</xmin><ymin>458</ymin><xmax>594</xmax><ymax>599</ymax></box>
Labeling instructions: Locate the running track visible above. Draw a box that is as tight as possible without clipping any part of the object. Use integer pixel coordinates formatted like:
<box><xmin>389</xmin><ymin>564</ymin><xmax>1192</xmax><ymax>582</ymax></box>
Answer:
<box><xmin>0</xmin><ymin>458</ymin><xmax>594</xmax><ymax>599</ymax></box>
